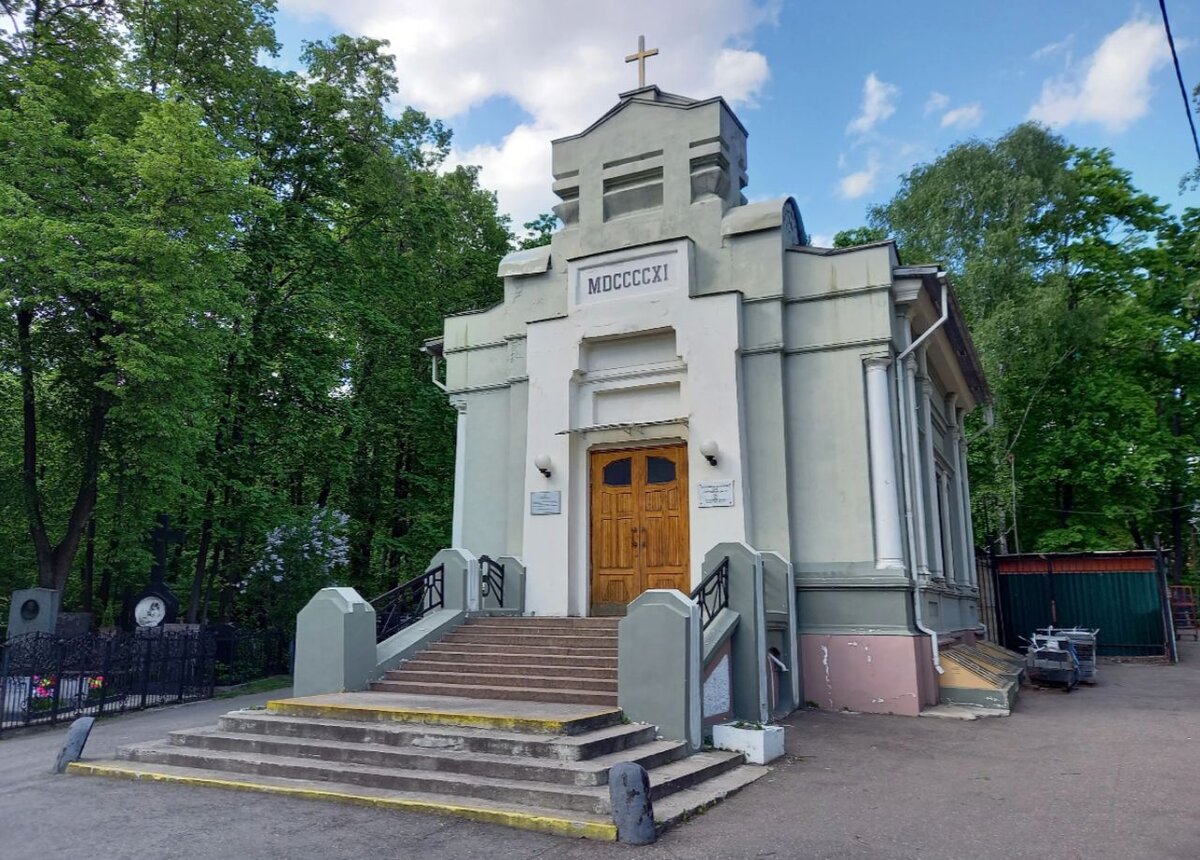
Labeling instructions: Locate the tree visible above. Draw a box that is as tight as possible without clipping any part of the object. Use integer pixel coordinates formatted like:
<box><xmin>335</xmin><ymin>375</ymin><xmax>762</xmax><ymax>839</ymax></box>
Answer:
<box><xmin>832</xmin><ymin>226</ymin><xmax>886</xmax><ymax>248</ymax></box>
<box><xmin>0</xmin><ymin>1</ymin><xmax>511</xmax><ymax>626</ymax></box>
<box><xmin>869</xmin><ymin>123</ymin><xmax>1194</xmax><ymax>560</ymax></box>
<box><xmin>0</xmin><ymin>0</ymin><xmax>263</xmax><ymax>591</ymax></box>
<box><xmin>517</xmin><ymin>212</ymin><xmax>558</xmax><ymax>249</ymax></box>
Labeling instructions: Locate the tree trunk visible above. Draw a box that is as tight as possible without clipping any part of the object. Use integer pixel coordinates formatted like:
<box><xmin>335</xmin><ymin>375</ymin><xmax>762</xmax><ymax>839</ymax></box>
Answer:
<box><xmin>18</xmin><ymin>307</ymin><xmax>112</xmax><ymax>592</ymax></box>
<box><xmin>187</xmin><ymin>490</ymin><xmax>215</xmax><ymax>623</ymax></box>
<box><xmin>1128</xmin><ymin>518</ymin><xmax>1145</xmax><ymax>550</ymax></box>
<box><xmin>82</xmin><ymin>516</ymin><xmax>96</xmax><ymax>612</ymax></box>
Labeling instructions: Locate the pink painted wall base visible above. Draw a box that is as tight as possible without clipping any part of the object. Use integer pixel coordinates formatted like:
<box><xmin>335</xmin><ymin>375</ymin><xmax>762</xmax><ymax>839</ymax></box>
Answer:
<box><xmin>800</xmin><ymin>633</ymin><xmax>939</xmax><ymax>717</ymax></box>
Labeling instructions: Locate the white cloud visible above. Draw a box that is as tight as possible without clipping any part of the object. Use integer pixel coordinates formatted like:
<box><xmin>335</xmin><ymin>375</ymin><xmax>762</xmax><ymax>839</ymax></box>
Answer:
<box><xmin>1028</xmin><ymin>18</ymin><xmax>1170</xmax><ymax>132</ymax></box>
<box><xmin>940</xmin><ymin>102</ymin><xmax>983</xmax><ymax>130</ymax></box>
<box><xmin>1031</xmin><ymin>34</ymin><xmax>1074</xmax><ymax>62</ymax></box>
<box><xmin>808</xmin><ymin>233</ymin><xmax>834</xmax><ymax>248</ymax></box>
<box><xmin>838</xmin><ymin>151</ymin><xmax>881</xmax><ymax>200</ymax></box>
<box><xmin>280</xmin><ymin>0</ymin><xmax>778</xmax><ymax>225</ymax></box>
<box><xmin>924</xmin><ymin>91</ymin><xmax>949</xmax><ymax>116</ymax></box>
<box><xmin>847</xmin><ymin>72</ymin><xmax>899</xmax><ymax>135</ymax></box>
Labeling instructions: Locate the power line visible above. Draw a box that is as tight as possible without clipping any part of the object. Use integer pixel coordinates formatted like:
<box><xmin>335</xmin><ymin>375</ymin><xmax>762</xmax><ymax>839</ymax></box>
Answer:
<box><xmin>1159</xmin><ymin>0</ymin><xmax>1200</xmax><ymax>164</ymax></box>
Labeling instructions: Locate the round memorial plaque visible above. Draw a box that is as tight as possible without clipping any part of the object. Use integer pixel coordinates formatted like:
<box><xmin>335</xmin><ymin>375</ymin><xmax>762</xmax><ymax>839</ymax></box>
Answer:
<box><xmin>134</xmin><ymin>596</ymin><xmax>167</xmax><ymax>628</ymax></box>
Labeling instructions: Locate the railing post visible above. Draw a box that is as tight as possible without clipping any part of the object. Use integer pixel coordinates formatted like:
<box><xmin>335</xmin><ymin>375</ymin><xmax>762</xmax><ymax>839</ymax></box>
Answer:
<box><xmin>96</xmin><ymin>636</ymin><xmax>112</xmax><ymax>718</ymax></box>
<box><xmin>704</xmin><ymin>543</ymin><xmax>769</xmax><ymax>725</ymax></box>
<box><xmin>618</xmin><ymin>590</ymin><xmax>702</xmax><ymax>751</ymax></box>
<box><xmin>50</xmin><ymin>636</ymin><xmax>65</xmax><ymax>727</ymax></box>
<box><xmin>293</xmin><ymin>588</ymin><xmax>377</xmax><ymax>698</ymax></box>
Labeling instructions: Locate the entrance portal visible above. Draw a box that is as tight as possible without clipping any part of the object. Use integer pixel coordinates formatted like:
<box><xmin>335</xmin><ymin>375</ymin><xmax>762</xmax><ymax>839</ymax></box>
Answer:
<box><xmin>589</xmin><ymin>444</ymin><xmax>690</xmax><ymax>615</ymax></box>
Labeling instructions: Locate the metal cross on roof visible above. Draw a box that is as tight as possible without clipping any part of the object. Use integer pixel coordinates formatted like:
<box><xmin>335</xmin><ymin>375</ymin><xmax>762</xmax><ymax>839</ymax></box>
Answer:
<box><xmin>625</xmin><ymin>35</ymin><xmax>659</xmax><ymax>89</ymax></box>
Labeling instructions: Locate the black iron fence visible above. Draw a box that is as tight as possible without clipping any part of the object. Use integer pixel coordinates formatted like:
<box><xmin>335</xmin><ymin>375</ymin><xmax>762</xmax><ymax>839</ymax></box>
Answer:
<box><xmin>371</xmin><ymin>564</ymin><xmax>445</xmax><ymax>643</ymax></box>
<box><xmin>692</xmin><ymin>556</ymin><xmax>730</xmax><ymax>629</ymax></box>
<box><xmin>479</xmin><ymin>555</ymin><xmax>506</xmax><ymax>608</ymax></box>
<box><xmin>0</xmin><ymin>630</ymin><xmax>215</xmax><ymax>736</ymax></box>
<box><xmin>212</xmin><ymin>627</ymin><xmax>291</xmax><ymax>686</ymax></box>
<box><xmin>0</xmin><ymin>626</ymin><xmax>291</xmax><ymax>737</ymax></box>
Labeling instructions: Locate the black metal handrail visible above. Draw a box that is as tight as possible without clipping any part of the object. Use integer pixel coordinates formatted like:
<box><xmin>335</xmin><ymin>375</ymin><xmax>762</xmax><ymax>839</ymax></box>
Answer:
<box><xmin>371</xmin><ymin>564</ymin><xmax>445</xmax><ymax>643</ymax></box>
<box><xmin>479</xmin><ymin>555</ymin><xmax>505</xmax><ymax>608</ymax></box>
<box><xmin>691</xmin><ymin>556</ymin><xmax>730</xmax><ymax>629</ymax></box>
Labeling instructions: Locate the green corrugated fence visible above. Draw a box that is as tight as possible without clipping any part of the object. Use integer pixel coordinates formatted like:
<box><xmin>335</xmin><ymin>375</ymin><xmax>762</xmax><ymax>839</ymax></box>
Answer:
<box><xmin>995</xmin><ymin>552</ymin><xmax>1169</xmax><ymax>657</ymax></box>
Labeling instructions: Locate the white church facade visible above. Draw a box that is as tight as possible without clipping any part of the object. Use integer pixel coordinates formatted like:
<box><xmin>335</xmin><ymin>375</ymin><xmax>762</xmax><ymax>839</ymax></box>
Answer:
<box><xmin>428</xmin><ymin>85</ymin><xmax>992</xmax><ymax>716</ymax></box>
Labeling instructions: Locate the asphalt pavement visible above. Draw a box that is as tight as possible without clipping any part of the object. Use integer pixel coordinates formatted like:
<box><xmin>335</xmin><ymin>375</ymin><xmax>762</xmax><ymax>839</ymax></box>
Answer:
<box><xmin>1</xmin><ymin>643</ymin><xmax>1197</xmax><ymax>860</ymax></box>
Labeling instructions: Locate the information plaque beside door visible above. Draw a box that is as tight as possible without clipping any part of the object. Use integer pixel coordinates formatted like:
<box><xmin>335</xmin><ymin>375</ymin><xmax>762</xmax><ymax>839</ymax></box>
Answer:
<box><xmin>697</xmin><ymin>480</ymin><xmax>735</xmax><ymax>508</ymax></box>
<box><xmin>530</xmin><ymin>491</ymin><xmax>562</xmax><ymax>515</ymax></box>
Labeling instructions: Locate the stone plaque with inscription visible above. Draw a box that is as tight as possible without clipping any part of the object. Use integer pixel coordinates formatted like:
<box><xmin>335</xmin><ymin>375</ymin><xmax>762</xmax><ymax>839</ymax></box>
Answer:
<box><xmin>530</xmin><ymin>491</ymin><xmax>562</xmax><ymax>515</ymax></box>
<box><xmin>697</xmin><ymin>480</ymin><xmax>735</xmax><ymax>508</ymax></box>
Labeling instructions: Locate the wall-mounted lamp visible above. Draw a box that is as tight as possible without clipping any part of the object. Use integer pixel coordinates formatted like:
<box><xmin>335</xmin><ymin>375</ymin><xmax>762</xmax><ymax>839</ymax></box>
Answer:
<box><xmin>534</xmin><ymin>454</ymin><xmax>553</xmax><ymax>478</ymax></box>
<box><xmin>699</xmin><ymin>440</ymin><xmax>719</xmax><ymax>466</ymax></box>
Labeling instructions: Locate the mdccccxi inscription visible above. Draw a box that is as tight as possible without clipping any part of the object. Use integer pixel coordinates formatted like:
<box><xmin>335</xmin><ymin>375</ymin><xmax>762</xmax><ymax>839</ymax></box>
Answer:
<box><xmin>586</xmin><ymin>262</ymin><xmax>670</xmax><ymax>295</ymax></box>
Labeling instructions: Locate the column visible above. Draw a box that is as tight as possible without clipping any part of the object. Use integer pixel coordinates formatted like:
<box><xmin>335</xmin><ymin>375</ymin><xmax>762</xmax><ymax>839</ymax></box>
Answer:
<box><xmin>450</xmin><ymin>397</ymin><xmax>468</xmax><ymax>547</ymax></box>
<box><xmin>938</xmin><ymin>470</ymin><xmax>956</xmax><ymax>584</ymax></box>
<box><xmin>865</xmin><ymin>357</ymin><xmax>905</xmax><ymax>570</ymax></box>
<box><xmin>955</xmin><ymin>414</ymin><xmax>979</xmax><ymax>589</ymax></box>
<box><xmin>902</xmin><ymin>353</ymin><xmax>930</xmax><ymax>580</ymax></box>
<box><xmin>918</xmin><ymin>363</ymin><xmax>941</xmax><ymax>579</ymax></box>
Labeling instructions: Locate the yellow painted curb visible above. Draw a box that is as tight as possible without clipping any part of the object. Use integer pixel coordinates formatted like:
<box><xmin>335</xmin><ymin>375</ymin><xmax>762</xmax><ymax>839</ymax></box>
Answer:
<box><xmin>67</xmin><ymin>762</ymin><xmax>616</xmax><ymax>841</ymax></box>
<box><xmin>264</xmin><ymin>698</ymin><xmax>617</xmax><ymax>734</ymax></box>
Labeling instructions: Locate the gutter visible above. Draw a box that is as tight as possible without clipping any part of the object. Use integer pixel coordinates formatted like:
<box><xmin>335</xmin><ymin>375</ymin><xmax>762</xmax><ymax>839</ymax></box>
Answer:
<box><xmin>420</xmin><ymin>339</ymin><xmax>448</xmax><ymax>392</ymax></box>
<box><xmin>895</xmin><ymin>275</ymin><xmax>949</xmax><ymax>676</ymax></box>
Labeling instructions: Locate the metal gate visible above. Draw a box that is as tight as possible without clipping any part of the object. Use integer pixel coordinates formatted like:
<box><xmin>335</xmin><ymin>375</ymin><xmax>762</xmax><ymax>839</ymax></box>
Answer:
<box><xmin>994</xmin><ymin>551</ymin><xmax>1171</xmax><ymax>657</ymax></box>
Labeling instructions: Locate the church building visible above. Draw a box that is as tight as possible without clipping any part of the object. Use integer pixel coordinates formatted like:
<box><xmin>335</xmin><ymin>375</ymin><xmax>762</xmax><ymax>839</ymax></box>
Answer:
<box><xmin>427</xmin><ymin>80</ymin><xmax>993</xmax><ymax>716</ymax></box>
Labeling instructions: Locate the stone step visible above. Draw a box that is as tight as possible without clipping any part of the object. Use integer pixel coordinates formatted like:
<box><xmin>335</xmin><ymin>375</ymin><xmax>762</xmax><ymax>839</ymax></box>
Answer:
<box><xmin>167</xmin><ymin>728</ymin><xmax>686</xmax><ymax>787</ymax></box>
<box><xmin>216</xmin><ymin>711</ymin><xmax>658</xmax><ymax>761</ymax></box>
<box><xmin>456</xmin><ymin>624</ymin><xmax>619</xmax><ymax>638</ymax></box>
<box><xmin>417</xmin><ymin>648</ymin><xmax>617</xmax><ymax>669</ymax></box>
<box><xmin>651</xmin><ymin>764</ymin><xmax>771</xmax><ymax>827</ymax></box>
<box><xmin>440</xmin><ymin>632</ymin><xmax>617</xmax><ymax>648</ymax></box>
<box><xmin>426</xmin><ymin>642</ymin><xmax>618</xmax><ymax>658</ymax></box>
<box><xmin>383</xmin><ymin>669</ymin><xmax>618</xmax><ymax>693</ymax></box>
<box><xmin>114</xmin><ymin>742</ymin><xmax>744</xmax><ymax>815</ymax></box>
<box><xmin>265</xmin><ymin>693</ymin><xmax>623</xmax><ymax>736</ymax></box>
<box><xmin>69</xmin><ymin>760</ymin><xmax>619</xmax><ymax>841</ymax></box>
<box><xmin>398</xmin><ymin>659</ymin><xmax>618</xmax><ymax>681</ymax></box>
<box><xmin>369</xmin><ymin>679</ymin><xmax>619</xmax><ymax>707</ymax></box>
<box><xmin>69</xmin><ymin>758</ymin><xmax>771</xmax><ymax>840</ymax></box>
<box><xmin>465</xmin><ymin>617</ymin><xmax>620</xmax><ymax>629</ymax></box>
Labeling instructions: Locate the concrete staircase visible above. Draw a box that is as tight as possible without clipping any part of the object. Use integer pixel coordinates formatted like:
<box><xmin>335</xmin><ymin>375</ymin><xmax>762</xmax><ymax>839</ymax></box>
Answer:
<box><xmin>69</xmin><ymin>617</ymin><xmax>768</xmax><ymax>840</ymax></box>
<box><xmin>371</xmin><ymin>617</ymin><xmax>619</xmax><ymax>707</ymax></box>
<box><xmin>71</xmin><ymin>692</ymin><xmax>766</xmax><ymax>840</ymax></box>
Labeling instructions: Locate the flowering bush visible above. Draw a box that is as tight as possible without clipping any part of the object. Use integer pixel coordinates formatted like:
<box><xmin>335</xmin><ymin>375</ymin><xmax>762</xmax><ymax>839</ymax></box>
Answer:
<box><xmin>242</xmin><ymin>507</ymin><xmax>350</xmax><ymax>631</ymax></box>
<box><xmin>27</xmin><ymin>674</ymin><xmax>58</xmax><ymax>712</ymax></box>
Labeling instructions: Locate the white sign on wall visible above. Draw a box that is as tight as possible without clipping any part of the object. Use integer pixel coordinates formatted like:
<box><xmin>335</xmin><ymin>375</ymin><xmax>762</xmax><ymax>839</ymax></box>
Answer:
<box><xmin>530</xmin><ymin>491</ymin><xmax>562</xmax><ymax>515</ymax></box>
<box><xmin>575</xmin><ymin>249</ymin><xmax>677</xmax><ymax>305</ymax></box>
<box><xmin>697</xmin><ymin>480</ymin><xmax>735</xmax><ymax>508</ymax></box>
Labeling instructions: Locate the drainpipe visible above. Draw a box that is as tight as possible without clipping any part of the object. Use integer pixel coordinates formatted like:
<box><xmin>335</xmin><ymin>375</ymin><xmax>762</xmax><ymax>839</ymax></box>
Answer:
<box><xmin>895</xmin><ymin>276</ymin><xmax>950</xmax><ymax>675</ymax></box>
<box><xmin>421</xmin><ymin>341</ymin><xmax>448</xmax><ymax>392</ymax></box>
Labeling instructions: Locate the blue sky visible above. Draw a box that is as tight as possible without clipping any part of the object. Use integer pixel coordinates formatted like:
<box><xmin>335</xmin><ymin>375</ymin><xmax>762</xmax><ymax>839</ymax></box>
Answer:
<box><xmin>272</xmin><ymin>0</ymin><xmax>1200</xmax><ymax>244</ymax></box>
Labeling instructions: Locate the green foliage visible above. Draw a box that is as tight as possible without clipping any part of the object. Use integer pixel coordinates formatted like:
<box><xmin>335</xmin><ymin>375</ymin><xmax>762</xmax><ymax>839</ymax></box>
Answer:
<box><xmin>0</xmin><ymin>1</ymin><xmax>511</xmax><ymax>627</ymax></box>
<box><xmin>832</xmin><ymin>226</ymin><xmax>887</xmax><ymax>248</ymax></box>
<box><xmin>518</xmin><ymin>212</ymin><xmax>559</xmax><ymax>249</ymax></box>
<box><xmin>870</xmin><ymin>123</ymin><xmax>1198</xmax><ymax>568</ymax></box>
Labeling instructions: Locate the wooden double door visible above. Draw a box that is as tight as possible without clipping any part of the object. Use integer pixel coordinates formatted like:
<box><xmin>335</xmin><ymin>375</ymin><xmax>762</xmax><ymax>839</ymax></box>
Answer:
<box><xmin>589</xmin><ymin>444</ymin><xmax>690</xmax><ymax>615</ymax></box>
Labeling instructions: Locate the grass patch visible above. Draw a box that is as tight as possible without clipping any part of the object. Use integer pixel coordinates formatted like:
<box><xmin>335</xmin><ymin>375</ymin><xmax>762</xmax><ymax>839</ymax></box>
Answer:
<box><xmin>215</xmin><ymin>675</ymin><xmax>292</xmax><ymax>699</ymax></box>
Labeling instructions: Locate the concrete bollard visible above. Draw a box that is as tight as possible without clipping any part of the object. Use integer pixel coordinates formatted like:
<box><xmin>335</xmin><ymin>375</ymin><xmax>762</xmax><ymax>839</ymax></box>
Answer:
<box><xmin>53</xmin><ymin>716</ymin><xmax>95</xmax><ymax>773</ymax></box>
<box><xmin>608</xmin><ymin>761</ymin><xmax>656</xmax><ymax>844</ymax></box>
